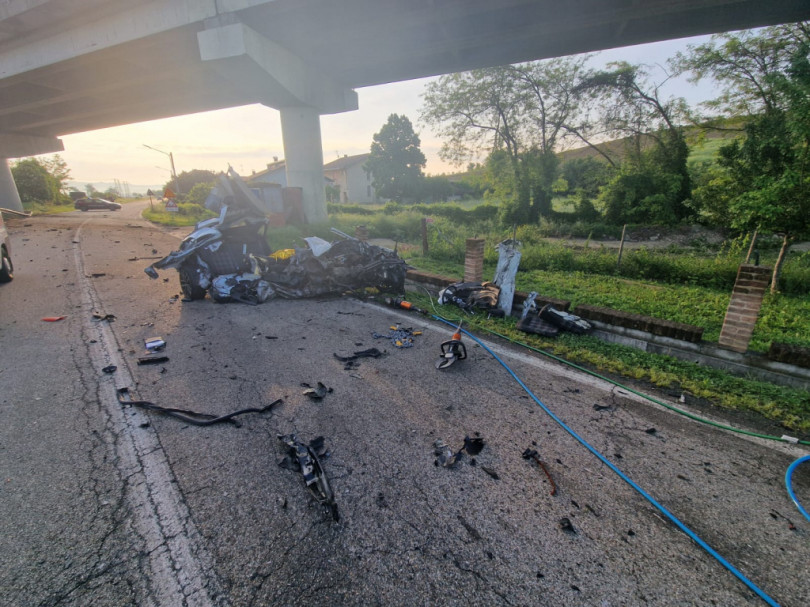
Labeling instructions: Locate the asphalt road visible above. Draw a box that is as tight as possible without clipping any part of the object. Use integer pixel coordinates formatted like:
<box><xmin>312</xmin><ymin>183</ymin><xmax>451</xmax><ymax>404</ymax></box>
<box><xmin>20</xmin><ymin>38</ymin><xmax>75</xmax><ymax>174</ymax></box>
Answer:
<box><xmin>1</xmin><ymin>201</ymin><xmax>808</xmax><ymax>607</ymax></box>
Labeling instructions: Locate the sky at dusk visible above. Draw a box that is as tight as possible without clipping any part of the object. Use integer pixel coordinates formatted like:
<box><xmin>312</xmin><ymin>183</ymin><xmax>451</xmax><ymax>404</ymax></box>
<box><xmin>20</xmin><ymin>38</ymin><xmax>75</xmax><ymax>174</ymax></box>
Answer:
<box><xmin>57</xmin><ymin>34</ymin><xmax>718</xmax><ymax>193</ymax></box>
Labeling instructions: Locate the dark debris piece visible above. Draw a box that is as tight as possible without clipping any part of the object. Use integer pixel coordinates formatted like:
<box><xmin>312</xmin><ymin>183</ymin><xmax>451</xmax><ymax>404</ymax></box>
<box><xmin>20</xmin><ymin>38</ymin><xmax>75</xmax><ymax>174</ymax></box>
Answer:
<box><xmin>101</xmin><ymin>365</ymin><xmax>117</xmax><ymax>374</ymax></box>
<box><xmin>116</xmin><ymin>387</ymin><xmax>281</xmax><ymax>427</ymax></box>
<box><xmin>333</xmin><ymin>348</ymin><xmax>385</xmax><ymax>363</ymax></box>
<box><xmin>463</xmin><ymin>435</ymin><xmax>485</xmax><ymax>455</ymax></box>
<box><xmin>301</xmin><ymin>382</ymin><xmax>333</xmax><ymax>399</ymax></box>
<box><xmin>559</xmin><ymin>517</ymin><xmax>577</xmax><ymax>536</ymax></box>
<box><xmin>278</xmin><ymin>434</ymin><xmax>339</xmax><ymax>521</ymax></box>
<box><xmin>434</xmin><ymin>434</ymin><xmax>486</xmax><ymax>468</ymax></box>
<box><xmin>137</xmin><ymin>355</ymin><xmax>169</xmax><ymax>366</ymax></box>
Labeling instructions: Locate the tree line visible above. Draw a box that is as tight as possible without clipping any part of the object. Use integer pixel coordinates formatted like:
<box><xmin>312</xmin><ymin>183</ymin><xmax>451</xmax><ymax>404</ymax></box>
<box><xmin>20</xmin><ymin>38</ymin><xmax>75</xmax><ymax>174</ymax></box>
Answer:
<box><xmin>365</xmin><ymin>22</ymin><xmax>809</xmax><ymax>283</ymax></box>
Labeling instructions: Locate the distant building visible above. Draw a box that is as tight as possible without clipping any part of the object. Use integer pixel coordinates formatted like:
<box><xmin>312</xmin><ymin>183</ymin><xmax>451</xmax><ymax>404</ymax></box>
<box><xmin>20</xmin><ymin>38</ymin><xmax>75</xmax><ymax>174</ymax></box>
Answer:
<box><xmin>247</xmin><ymin>153</ymin><xmax>379</xmax><ymax>204</ymax></box>
<box><xmin>249</xmin><ymin>158</ymin><xmax>287</xmax><ymax>186</ymax></box>
<box><xmin>323</xmin><ymin>153</ymin><xmax>379</xmax><ymax>204</ymax></box>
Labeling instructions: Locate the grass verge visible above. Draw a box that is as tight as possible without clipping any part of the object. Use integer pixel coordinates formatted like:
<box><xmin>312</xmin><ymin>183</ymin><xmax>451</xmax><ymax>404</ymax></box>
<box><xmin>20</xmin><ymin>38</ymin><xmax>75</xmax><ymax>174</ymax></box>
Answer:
<box><xmin>402</xmin><ymin>291</ymin><xmax>810</xmax><ymax>435</ymax></box>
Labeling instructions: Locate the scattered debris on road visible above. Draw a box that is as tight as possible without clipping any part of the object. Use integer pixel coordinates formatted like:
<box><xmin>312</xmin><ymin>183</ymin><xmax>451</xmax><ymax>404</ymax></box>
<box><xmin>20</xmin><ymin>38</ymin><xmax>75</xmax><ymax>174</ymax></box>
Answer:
<box><xmin>137</xmin><ymin>355</ymin><xmax>169</xmax><ymax>366</ymax></box>
<box><xmin>144</xmin><ymin>336</ymin><xmax>166</xmax><ymax>351</ymax></box>
<box><xmin>41</xmin><ymin>315</ymin><xmax>66</xmax><ymax>322</ymax></box>
<box><xmin>434</xmin><ymin>434</ymin><xmax>486</xmax><ymax>468</ymax></box>
<box><xmin>116</xmin><ymin>387</ymin><xmax>281</xmax><ymax>427</ymax></box>
<box><xmin>278</xmin><ymin>434</ymin><xmax>339</xmax><ymax>521</ymax></box>
<box><xmin>373</xmin><ymin>324</ymin><xmax>421</xmax><ymax>348</ymax></box>
<box><xmin>522</xmin><ymin>447</ymin><xmax>558</xmax><ymax>496</ymax></box>
<box><xmin>301</xmin><ymin>381</ymin><xmax>332</xmax><ymax>400</ymax></box>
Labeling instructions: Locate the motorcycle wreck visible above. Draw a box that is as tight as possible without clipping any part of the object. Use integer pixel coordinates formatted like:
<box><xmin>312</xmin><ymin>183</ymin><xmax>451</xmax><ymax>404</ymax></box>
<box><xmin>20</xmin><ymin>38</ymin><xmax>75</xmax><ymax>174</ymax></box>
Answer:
<box><xmin>145</xmin><ymin>169</ymin><xmax>407</xmax><ymax>303</ymax></box>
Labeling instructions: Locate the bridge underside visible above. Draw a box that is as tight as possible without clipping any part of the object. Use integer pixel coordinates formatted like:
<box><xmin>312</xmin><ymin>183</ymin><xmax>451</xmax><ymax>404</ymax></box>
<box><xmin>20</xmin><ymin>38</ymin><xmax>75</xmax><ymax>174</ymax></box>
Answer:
<box><xmin>1</xmin><ymin>0</ymin><xmax>809</xmax><ymax>215</ymax></box>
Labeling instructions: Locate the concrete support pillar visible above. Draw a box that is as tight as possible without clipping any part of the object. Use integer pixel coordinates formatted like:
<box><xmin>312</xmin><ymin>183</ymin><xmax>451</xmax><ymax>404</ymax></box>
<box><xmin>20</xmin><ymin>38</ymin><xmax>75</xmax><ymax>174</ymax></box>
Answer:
<box><xmin>0</xmin><ymin>160</ymin><xmax>24</xmax><ymax>212</ymax></box>
<box><xmin>718</xmin><ymin>264</ymin><xmax>771</xmax><ymax>353</ymax></box>
<box><xmin>464</xmin><ymin>238</ymin><xmax>485</xmax><ymax>283</ymax></box>
<box><xmin>280</xmin><ymin>106</ymin><xmax>326</xmax><ymax>224</ymax></box>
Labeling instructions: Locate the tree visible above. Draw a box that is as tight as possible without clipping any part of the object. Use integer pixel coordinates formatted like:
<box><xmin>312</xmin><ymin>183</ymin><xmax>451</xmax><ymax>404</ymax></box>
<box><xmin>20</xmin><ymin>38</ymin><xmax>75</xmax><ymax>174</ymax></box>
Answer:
<box><xmin>364</xmin><ymin>114</ymin><xmax>426</xmax><ymax>202</ymax></box>
<box><xmin>420</xmin><ymin>57</ymin><xmax>596</xmax><ymax>224</ymax></box>
<box><xmin>675</xmin><ymin>23</ymin><xmax>810</xmax><ymax>291</ymax></box>
<box><xmin>581</xmin><ymin>63</ymin><xmax>693</xmax><ymax>225</ymax></box>
<box><xmin>165</xmin><ymin>169</ymin><xmax>218</xmax><ymax>197</ymax></box>
<box><xmin>11</xmin><ymin>157</ymin><xmax>68</xmax><ymax>205</ymax></box>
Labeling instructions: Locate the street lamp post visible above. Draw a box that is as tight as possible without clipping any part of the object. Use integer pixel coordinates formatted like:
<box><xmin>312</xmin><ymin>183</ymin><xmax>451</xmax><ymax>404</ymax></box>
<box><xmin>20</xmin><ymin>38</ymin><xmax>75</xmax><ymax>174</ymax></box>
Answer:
<box><xmin>143</xmin><ymin>144</ymin><xmax>180</xmax><ymax>195</ymax></box>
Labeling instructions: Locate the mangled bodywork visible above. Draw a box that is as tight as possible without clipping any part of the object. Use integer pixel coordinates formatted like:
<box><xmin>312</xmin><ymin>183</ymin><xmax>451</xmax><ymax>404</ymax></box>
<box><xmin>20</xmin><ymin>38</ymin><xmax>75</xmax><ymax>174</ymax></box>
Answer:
<box><xmin>145</xmin><ymin>169</ymin><xmax>406</xmax><ymax>302</ymax></box>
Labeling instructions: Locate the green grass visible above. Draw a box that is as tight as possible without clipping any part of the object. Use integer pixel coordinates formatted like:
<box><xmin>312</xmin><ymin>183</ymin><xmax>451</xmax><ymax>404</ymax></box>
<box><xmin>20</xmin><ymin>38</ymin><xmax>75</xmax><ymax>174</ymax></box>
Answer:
<box><xmin>402</xmin><ymin>290</ymin><xmax>810</xmax><ymax>434</ymax></box>
<box><xmin>22</xmin><ymin>202</ymin><xmax>75</xmax><ymax>215</ymax></box>
<box><xmin>142</xmin><ymin>203</ymin><xmax>216</xmax><ymax>226</ymax></box>
<box><xmin>406</xmin><ymin>254</ymin><xmax>810</xmax><ymax>352</ymax></box>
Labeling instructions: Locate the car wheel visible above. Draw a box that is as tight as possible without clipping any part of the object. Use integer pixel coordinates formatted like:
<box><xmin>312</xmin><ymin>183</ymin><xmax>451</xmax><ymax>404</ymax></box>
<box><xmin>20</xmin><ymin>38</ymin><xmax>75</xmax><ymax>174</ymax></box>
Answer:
<box><xmin>0</xmin><ymin>248</ymin><xmax>13</xmax><ymax>283</ymax></box>
<box><xmin>80</xmin><ymin>207</ymin><xmax>88</xmax><ymax>211</ymax></box>
<box><xmin>178</xmin><ymin>260</ymin><xmax>208</xmax><ymax>300</ymax></box>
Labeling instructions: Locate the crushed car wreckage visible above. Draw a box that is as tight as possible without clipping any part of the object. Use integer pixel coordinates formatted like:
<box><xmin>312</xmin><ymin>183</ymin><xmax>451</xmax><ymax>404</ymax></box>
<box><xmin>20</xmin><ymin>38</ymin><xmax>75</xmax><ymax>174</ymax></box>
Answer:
<box><xmin>145</xmin><ymin>168</ymin><xmax>407</xmax><ymax>302</ymax></box>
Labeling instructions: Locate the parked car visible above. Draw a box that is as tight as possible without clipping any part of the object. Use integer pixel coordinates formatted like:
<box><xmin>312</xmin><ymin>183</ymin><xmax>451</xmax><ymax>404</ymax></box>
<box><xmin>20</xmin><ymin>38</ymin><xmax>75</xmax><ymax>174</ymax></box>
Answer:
<box><xmin>74</xmin><ymin>197</ymin><xmax>122</xmax><ymax>211</ymax></box>
<box><xmin>0</xmin><ymin>210</ymin><xmax>13</xmax><ymax>282</ymax></box>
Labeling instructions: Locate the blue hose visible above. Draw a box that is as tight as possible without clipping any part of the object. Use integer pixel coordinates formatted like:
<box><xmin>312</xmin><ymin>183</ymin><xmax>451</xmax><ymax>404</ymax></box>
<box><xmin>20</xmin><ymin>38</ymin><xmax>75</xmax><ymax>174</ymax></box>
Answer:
<box><xmin>785</xmin><ymin>455</ymin><xmax>810</xmax><ymax>522</ymax></box>
<box><xmin>433</xmin><ymin>315</ymin><xmax>780</xmax><ymax>607</ymax></box>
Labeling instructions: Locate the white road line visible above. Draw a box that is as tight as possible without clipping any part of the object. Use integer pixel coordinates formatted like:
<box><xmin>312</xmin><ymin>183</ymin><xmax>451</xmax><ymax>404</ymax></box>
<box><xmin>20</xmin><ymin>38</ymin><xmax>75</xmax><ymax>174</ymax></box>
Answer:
<box><xmin>74</xmin><ymin>223</ymin><xmax>222</xmax><ymax>607</ymax></box>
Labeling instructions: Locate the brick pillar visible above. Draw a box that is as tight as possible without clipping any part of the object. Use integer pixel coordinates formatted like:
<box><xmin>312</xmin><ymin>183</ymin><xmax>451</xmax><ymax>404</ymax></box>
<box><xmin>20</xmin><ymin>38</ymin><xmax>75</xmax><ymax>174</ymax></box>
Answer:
<box><xmin>464</xmin><ymin>238</ymin><xmax>485</xmax><ymax>283</ymax></box>
<box><xmin>718</xmin><ymin>264</ymin><xmax>771</xmax><ymax>353</ymax></box>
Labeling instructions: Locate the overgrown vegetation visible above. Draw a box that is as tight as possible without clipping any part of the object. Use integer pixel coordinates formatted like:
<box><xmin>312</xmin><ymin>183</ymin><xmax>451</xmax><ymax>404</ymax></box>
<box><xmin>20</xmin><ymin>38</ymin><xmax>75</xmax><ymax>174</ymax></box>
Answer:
<box><xmin>142</xmin><ymin>203</ymin><xmax>216</xmax><ymax>226</ymax></box>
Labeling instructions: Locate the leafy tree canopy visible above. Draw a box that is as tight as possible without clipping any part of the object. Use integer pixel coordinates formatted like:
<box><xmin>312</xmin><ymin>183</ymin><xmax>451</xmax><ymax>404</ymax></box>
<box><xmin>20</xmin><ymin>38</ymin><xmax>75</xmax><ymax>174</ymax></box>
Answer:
<box><xmin>165</xmin><ymin>169</ymin><xmax>218</xmax><ymax>196</ymax></box>
<box><xmin>11</xmin><ymin>155</ymin><xmax>70</xmax><ymax>205</ymax></box>
<box><xmin>364</xmin><ymin>114</ymin><xmax>426</xmax><ymax>202</ymax></box>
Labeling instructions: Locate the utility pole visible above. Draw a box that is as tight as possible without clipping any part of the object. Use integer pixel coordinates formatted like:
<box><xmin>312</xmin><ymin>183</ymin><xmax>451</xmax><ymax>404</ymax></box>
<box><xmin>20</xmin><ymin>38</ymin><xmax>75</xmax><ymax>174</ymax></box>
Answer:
<box><xmin>143</xmin><ymin>144</ymin><xmax>181</xmax><ymax>195</ymax></box>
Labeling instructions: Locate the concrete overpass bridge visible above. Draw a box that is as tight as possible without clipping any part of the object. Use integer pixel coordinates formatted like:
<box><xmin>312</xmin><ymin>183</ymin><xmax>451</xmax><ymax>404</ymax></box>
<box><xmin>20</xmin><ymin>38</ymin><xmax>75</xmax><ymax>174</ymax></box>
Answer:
<box><xmin>2</xmin><ymin>0</ymin><xmax>809</xmax><ymax>218</ymax></box>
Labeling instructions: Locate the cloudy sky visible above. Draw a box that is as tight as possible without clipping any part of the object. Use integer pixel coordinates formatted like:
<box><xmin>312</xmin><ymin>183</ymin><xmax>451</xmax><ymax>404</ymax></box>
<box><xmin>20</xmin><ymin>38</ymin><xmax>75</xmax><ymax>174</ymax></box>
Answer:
<box><xmin>58</xmin><ymin>34</ymin><xmax>717</xmax><ymax>193</ymax></box>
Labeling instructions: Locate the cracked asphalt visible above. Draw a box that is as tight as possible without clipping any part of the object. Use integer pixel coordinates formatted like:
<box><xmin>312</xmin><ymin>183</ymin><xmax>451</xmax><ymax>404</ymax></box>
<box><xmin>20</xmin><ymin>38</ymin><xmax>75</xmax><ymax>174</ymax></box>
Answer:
<box><xmin>1</xmin><ymin>202</ymin><xmax>808</xmax><ymax>607</ymax></box>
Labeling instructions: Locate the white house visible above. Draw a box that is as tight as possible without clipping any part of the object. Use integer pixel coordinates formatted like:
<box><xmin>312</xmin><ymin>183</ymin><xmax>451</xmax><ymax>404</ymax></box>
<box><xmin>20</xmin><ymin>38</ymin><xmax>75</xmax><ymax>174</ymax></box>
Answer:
<box><xmin>323</xmin><ymin>153</ymin><xmax>379</xmax><ymax>204</ymax></box>
<box><xmin>248</xmin><ymin>153</ymin><xmax>379</xmax><ymax>204</ymax></box>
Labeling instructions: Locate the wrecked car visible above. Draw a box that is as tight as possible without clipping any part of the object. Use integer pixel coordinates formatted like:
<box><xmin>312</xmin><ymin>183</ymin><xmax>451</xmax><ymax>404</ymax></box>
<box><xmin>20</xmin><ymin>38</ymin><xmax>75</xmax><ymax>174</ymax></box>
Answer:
<box><xmin>145</xmin><ymin>168</ymin><xmax>406</xmax><ymax>302</ymax></box>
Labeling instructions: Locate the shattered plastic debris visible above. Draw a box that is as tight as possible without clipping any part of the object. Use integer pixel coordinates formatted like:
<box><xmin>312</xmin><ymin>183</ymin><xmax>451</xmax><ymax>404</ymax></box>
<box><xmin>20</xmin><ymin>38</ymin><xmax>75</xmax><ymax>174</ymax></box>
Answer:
<box><xmin>42</xmin><ymin>316</ymin><xmax>66</xmax><ymax>322</ymax></box>
<box><xmin>278</xmin><ymin>434</ymin><xmax>339</xmax><ymax>521</ymax></box>
<box><xmin>144</xmin><ymin>336</ymin><xmax>166</xmax><ymax>351</ymax></box>
<box><xmin>92</xmin><ymin>313</ymin><xmax>116</xmax><ymax>322</ymax></box>
<box><xmin>210</xmin><ymin>273</ymin><xmax>273</xmax><ymax>305</ymax></box>
<box><xmin>334</xmin><ymin>348</ymin><xmax>384</xmax><ymax>370</ymax></box>
<box><xmin>372</xmin><ymin>325</ymin><xmax>421</xmax><ymax>348</ymax></box>
<box><xmin>101</xmin><ymin>365</ymin><xmax>117</xmax><ymax>374</ymax></box>
<box><xmin>434</xmin><ymin>434</ymin><xmax>486</xmax><ymax>467</ymax></box>
<box><xmin>301</xmin><ymin>382</ymin><xmax>332</xmax><ymax>399</ymax></box>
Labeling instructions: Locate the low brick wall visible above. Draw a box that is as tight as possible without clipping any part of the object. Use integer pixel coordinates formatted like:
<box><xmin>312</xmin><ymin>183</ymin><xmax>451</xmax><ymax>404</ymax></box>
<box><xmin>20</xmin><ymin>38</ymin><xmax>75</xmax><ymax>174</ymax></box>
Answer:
<box><xmin>573</xmin><ymin>304</ymin><xmax>704</xmax><ymax>343</ymax></box>
<box><xmin>513</xmin><ymin>290</ymin><xmax>571</xmax><ymax>312</ymax></box>
<box><xmin>405</xmin><ymin>269</ymin><xmax>456</xmax><ymax>290</ymax></box>
<box><xmin>768</xmin><ymin>342</ymin><xmax>810</xmax><ymax>369</ymax></box>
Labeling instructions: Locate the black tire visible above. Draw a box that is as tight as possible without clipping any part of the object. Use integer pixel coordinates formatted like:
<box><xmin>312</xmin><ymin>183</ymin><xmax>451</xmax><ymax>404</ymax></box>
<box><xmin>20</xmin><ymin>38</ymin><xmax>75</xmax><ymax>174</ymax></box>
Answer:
<box><xmin>178</xmin><ymin>261</ymin><xmax>207</xmax><ymax>300</ymax></box>
<box><xmin>0</xmin><ymin>248</ymin><xmax>13</xmax><ymax>283</ymax></box>
<box><xmin>80</xmin><ymin>207</ymin><xmax>88</xmax><ymax>211</ymax></box>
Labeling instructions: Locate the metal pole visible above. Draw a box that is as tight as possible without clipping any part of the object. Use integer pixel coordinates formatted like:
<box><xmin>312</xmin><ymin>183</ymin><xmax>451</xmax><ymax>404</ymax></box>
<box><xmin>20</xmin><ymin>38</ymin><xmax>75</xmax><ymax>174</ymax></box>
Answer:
<box><xmin>168</xmin><ymin>152</ymin><xmax>180</xmax><ymax>195</ymax></box>
<box><xmin>617</xmin><ymin>224</ymin><xmax>627</xmax><ymax>268</ymax></box>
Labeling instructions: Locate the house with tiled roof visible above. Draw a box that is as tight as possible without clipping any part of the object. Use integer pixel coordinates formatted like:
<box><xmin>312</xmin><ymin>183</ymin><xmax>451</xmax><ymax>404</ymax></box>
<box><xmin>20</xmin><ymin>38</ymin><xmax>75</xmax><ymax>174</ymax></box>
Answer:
<box><xmin>323</xmin><ymin>153</ymin><xmax>380</xmax><ymax>204</ymax></box>
<box><xmin>247</xmin><ymin>153</ymin><xmax>379</xmax><ymax>204</ymax></box>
